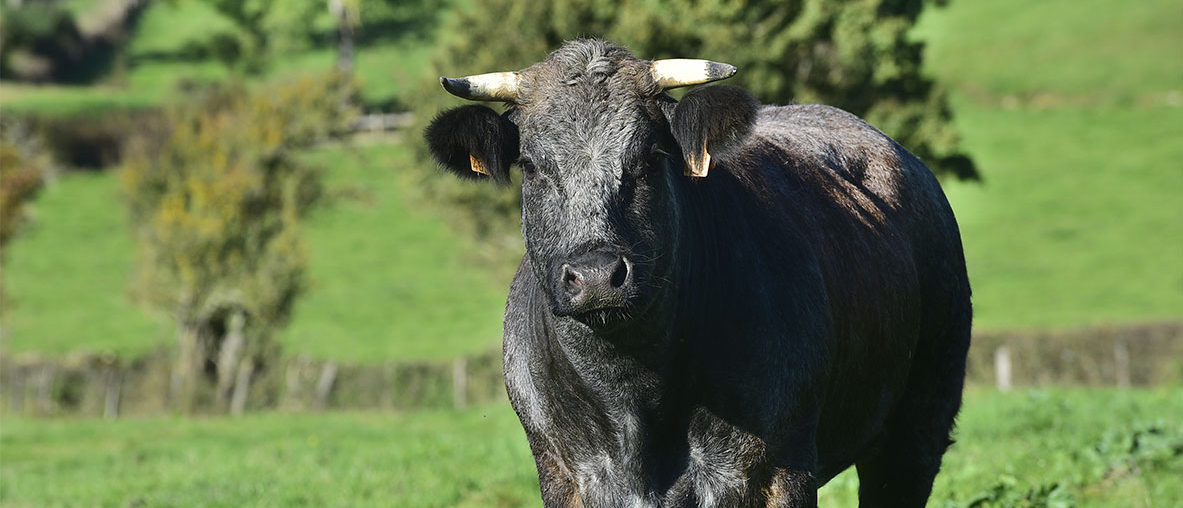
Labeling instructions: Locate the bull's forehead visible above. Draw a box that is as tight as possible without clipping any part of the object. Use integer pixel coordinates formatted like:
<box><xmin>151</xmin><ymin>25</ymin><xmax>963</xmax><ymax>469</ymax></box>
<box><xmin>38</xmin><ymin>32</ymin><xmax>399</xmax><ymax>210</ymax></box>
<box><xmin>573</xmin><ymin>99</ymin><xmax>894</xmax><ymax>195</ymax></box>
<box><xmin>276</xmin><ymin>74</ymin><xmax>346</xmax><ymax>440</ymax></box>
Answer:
<box><xmin>515</xmin><ymin>41</ymin><xmax>663</xmax><ymax>170</ymax></box>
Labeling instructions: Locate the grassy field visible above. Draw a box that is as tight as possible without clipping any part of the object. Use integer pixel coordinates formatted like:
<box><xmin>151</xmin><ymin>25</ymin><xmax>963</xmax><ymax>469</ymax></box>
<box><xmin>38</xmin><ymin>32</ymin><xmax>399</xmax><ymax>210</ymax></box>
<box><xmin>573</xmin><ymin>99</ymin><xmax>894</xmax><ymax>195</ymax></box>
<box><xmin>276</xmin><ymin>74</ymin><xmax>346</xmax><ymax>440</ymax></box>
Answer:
<box><xmin>2</xmin><ymin>141</ymin><xmax>508</xmax><ymax>361</ymax></box>
<box><xmin>939</xmin><ymin>104</ymin><xmax>1183</xmax><ymax>329</ymax></box>
<box><xmin>915</xmin><ymin>0</ymin><xmax>1183</xmax><ymax>330</ymax></box>
<box><xmin>3</xmin><ymin>388</ymin><xmax>1180</xmax><ymax>506</ymax></box>
<box><xmin>282</xmin><ymin>142</ymin><xmax>508</xmax><ymax>361</ymax></box>
<box><xmin>0</xmin><ymin>172</ymin><xmax>170</xmax><ymax>357</ymax></box>
<box><xmin>0</xmin><ymin>0</ymin><xmax>436</xmax><ymax>115</ymax></box>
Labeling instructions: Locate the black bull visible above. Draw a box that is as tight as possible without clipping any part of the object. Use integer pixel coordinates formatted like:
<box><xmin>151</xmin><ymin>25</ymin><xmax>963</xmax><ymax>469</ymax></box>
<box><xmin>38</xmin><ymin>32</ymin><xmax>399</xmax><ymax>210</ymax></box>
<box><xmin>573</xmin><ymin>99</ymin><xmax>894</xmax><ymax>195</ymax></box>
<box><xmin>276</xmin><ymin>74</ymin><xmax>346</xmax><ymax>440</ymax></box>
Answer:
<box><xmin>424</xmin><ymin>40</ymin><xmax>971</xmax><ymax>507</ymax></box>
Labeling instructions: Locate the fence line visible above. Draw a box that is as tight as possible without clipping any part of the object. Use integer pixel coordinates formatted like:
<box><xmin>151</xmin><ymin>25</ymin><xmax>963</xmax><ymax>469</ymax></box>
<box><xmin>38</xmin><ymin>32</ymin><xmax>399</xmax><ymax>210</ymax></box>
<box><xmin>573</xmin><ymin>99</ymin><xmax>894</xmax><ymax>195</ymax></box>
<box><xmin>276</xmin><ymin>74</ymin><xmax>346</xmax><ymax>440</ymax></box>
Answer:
<box><xmin>1</xmin><ymin>322</ymin><xmax>1179</xmax><ymax>417</ymax></box>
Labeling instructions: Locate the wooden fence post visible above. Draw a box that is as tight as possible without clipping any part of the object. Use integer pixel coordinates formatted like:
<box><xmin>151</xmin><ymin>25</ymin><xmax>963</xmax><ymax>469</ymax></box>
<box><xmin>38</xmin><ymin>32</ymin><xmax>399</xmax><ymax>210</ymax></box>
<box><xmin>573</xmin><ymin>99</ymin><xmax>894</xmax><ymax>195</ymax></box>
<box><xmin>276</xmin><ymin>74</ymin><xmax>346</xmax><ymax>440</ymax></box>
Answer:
<box><xmin>315</xmin><ymin>362</ymin><xmax>338</xmax><ymax>411</ymax></box>
<box><xmin>9</xmin><ymin>367</ymin><xmax>26</xmax><ymax>414</ymax></box>
<box><xmin>994</xmin><ymin>346</ymin><xmax>1012</xmax><ymax>392</ymax></box>
<box><xmin>452</xmin><ymin>357</ymin><xmax>467</xmax><ymax>409</ymax></box>
<box><xmin>381</xmin><ymin>363</ymin><xmax>395</xmax><ymax>410</ymax></box>
<box><xmin>1114</xmin><ymin>339</ymin><xmax>1131</xmax><ymax>389</ymax></box>
<box><xmin>282</xmin><ymin>356</ymin><xmax>303</xmax><ymax>410</ymax></box>
<box><xmin>103</xmin><ymin>368</ymin><xmax>123</xmax><ymax>420</ymax></box>
<box><xmin>36</xmin><ymin>365</ymin><xmax>56</xmax><ymax>414</ymax></box>
<box><xmin>216</xmin><ymin>310</ymin><xmax>247</xmax><ymax>409</ymax></box>
<box><xmin>229</xmin><ymin>361</ymin><xmax>254</xmax><ymax>416</ymax></box>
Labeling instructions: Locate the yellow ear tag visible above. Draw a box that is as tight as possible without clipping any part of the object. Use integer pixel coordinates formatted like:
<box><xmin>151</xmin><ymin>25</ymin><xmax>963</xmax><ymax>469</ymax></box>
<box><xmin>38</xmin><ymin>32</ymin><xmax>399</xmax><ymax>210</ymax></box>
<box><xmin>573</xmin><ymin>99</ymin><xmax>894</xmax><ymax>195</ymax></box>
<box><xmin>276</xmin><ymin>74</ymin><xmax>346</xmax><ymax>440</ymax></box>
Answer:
<box><xmin>469</xmin><ymin>154</ymin><xmax>490</xmax><ymax>176</ymax></box>
<box><xmin>685</xmin><ymin>142</ymin><xmax>711</xmax><ymax>178</ymax></box>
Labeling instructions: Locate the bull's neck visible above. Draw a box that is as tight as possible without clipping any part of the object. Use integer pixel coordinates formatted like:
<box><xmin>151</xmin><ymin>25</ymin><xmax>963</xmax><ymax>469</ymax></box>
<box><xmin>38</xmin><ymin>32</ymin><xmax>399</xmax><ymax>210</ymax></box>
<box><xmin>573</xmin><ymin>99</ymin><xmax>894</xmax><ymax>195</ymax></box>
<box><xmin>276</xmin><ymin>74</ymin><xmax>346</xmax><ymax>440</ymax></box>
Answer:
<box><xmin>543</xmin><ymin>305</ymin><xmax>692</xmax><ymax>493</ymax></box>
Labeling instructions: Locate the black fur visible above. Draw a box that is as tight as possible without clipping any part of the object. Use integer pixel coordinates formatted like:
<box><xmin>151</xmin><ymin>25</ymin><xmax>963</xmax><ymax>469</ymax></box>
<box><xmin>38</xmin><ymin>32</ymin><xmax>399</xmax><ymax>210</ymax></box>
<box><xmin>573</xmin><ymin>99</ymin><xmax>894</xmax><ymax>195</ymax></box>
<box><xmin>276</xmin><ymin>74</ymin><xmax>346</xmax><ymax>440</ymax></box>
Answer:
<box><xmin>671</xmin><ymin>85</ymin><xmax>759</xmax><ymax>171</ymax></box>
<box><xmin>423</xmin><ymin>105</ymin><xmax>519</xmax><ymax>184</ymax></box>
<box><xmin>428</xmin><ymin>40</ymin><xmax>971</xmax><ymax>508</ymax></box>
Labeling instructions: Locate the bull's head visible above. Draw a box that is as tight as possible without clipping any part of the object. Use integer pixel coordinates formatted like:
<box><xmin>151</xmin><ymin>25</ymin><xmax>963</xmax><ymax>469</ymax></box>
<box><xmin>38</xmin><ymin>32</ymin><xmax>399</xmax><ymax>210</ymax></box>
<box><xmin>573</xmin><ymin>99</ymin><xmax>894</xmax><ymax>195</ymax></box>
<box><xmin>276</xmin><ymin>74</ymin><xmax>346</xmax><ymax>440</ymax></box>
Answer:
<box><xmin>425</xmin><ymin>40</ymin><xmax>757</xmax><ymax>325</ymax></box>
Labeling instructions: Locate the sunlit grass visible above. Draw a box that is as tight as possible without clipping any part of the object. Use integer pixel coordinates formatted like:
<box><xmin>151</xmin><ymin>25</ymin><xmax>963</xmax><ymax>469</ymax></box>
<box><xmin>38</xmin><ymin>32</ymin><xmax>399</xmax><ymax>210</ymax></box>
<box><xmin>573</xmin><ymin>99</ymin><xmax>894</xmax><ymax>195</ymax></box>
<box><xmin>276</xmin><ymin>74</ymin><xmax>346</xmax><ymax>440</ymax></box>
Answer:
<box><xmin>0</xmin><ymin>172</ymin><xmax>170</xmax><ymax>357</ymax></box>
<box><xmin>1</xmin><ymin>142</ymin><xmax>509</xmax><ymax>361</ymax></box>
<box><xmin>283</xmin><ymin>142</ymin><xmax>510</xmax><ymax>361</ymax></box>
<box><xmin>3</xmin><ymin>389</ymin><xmax>1178</xmax><ymax>507</ymax></box>
<box><xmin>940</xmin><ymin>104</ymin><xmax>1183</xmax><ymax>330</ymax></box>
<box><xmin>914</xmin><ymin>0</ymin><xmax>1183</xmax><ymax>103</ymax></box>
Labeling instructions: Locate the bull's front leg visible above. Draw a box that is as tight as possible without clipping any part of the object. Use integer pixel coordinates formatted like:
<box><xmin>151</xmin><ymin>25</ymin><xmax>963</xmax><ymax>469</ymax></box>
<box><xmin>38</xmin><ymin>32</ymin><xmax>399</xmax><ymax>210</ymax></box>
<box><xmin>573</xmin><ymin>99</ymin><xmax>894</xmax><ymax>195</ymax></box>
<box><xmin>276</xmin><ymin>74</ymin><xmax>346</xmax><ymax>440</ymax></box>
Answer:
<box><xmin>756</xmin><ymin>417</ymin><xmax>820</xmax><ymax>507</ymax></box>
<box><xmin>678</xmin><ymin>410</ymin><xmax>819</xmax><ymax>507</ymax></box>
<box><xmin>759</xmin><ymin>467</ymin><xmax>816</xmax><ymax>507</ymax></box>
<box><xmin>527</xmin><ymin>442</ymin><xmax>580</xmax><ymax>507</ymax></box>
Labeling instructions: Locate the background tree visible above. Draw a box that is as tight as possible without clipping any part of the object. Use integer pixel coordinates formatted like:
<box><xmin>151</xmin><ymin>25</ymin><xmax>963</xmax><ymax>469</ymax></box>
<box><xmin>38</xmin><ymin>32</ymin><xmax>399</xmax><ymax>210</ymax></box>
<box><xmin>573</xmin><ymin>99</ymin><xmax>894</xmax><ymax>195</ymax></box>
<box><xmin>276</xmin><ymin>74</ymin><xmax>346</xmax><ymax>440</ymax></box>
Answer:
<box><xmin>0</xmin><ymin>120</ymin><xmax>50</xmax><ymax>322</ymax></box>
<box><xmin>121</xmin><ymin>73</ymin><xmax>357</xmax><ymax>413</ymax></box>
<box><xmin>410</xmin><ymin>0</ymin><xmax>977</xmax><ymax>265</ymax></box>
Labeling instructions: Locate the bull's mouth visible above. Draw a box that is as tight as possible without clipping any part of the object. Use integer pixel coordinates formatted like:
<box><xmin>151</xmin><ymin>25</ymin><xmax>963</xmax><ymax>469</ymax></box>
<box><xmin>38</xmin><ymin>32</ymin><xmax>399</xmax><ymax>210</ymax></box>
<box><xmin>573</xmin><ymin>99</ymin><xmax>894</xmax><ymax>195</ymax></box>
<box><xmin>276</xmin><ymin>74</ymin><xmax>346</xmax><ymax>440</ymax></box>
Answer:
<box><xmin>572</xmin><ymin>305</ymin><xmax>636</xmax><ymax>328</ymax></box>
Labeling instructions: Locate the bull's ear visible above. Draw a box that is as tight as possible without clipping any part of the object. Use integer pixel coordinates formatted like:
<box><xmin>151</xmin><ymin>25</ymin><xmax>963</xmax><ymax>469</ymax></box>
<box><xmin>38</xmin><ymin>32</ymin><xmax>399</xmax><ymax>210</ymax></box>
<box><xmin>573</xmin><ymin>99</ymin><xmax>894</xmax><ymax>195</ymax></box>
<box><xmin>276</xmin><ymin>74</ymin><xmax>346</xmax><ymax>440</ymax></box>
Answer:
<box><xmin>670</xmin><ymin>86</ymin><xmax>758</xmax><ymax>178</ymax></box>
<box><xmin>424</xmin><ymin>105</ymin><xmax>519</xmax><ymax>184</ymax></box>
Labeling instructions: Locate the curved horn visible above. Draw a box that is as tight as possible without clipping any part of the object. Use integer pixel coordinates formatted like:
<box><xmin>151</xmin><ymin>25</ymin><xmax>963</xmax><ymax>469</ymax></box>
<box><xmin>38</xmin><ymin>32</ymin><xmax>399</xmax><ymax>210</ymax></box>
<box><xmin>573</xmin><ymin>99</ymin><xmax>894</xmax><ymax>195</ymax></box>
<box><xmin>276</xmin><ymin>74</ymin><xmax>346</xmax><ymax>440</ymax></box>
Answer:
<box><xmin>439</xmin><ymin>72</ymin><xmax>520</xmax><ymax>101</ymax></box>
<box><xmin>650</xmin><ymin>59</ymin><xmax>737</xmax><ymax>90</ymax></box>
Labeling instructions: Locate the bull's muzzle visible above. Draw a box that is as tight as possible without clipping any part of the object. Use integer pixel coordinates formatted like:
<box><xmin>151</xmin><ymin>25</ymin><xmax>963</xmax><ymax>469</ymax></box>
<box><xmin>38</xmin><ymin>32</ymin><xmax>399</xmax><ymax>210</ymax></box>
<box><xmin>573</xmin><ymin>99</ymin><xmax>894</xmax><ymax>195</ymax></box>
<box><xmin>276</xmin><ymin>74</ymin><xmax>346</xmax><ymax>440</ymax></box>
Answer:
<box><xmin>556</xmin><ymin>251</ymin><xmax>634</xmax><ymax>316</ymax></box>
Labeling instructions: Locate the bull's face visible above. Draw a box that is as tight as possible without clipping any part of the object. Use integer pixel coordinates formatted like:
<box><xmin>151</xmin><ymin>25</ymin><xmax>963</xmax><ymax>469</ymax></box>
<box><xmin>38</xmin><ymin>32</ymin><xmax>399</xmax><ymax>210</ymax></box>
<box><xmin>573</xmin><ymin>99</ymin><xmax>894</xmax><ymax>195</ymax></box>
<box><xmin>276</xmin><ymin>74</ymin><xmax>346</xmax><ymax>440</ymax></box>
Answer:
<box><xmin>425</xmin><ymin>40</ymin><xmax>756</xmax><ymax>326</ymax></box>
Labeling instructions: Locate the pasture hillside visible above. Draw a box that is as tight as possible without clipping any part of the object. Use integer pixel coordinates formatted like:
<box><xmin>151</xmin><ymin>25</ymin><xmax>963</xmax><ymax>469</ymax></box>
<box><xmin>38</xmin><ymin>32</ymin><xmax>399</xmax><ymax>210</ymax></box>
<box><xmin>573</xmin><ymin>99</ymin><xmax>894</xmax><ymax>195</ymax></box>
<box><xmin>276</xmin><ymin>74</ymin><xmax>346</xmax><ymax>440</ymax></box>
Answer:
<box><xmin>1</xmin><ymin>141</ymin><xmax>508</xmax><ymax>360</ymax></box>
<box><xmin>1</xmin><ymin>0</ymin><xmax>1180</xmax><ymax>362</ymax></box>
<box><xmin>916</xmin><ymin>0</ymin><xmax>1183</xmax><ymax>329</ymax></box>
<box><xmin>0</xmin><ymin>0</ymin><xmax>436</xmax><ymax>116</ymax></box>
<box><xmin>3</xmin><ymin>389</ymin><xmax>1180</xmax><ymax>506</ymax></box>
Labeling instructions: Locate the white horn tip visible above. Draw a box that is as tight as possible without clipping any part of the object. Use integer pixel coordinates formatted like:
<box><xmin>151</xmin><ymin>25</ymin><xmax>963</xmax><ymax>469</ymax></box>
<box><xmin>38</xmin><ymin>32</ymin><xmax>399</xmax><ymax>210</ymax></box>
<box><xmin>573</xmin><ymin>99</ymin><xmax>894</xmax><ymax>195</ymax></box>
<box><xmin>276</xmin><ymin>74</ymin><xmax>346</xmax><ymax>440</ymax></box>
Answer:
<box><xmin>652</xmin><ymin>59</ymin><xmax>738</xmax><ymax>89</ymax></box>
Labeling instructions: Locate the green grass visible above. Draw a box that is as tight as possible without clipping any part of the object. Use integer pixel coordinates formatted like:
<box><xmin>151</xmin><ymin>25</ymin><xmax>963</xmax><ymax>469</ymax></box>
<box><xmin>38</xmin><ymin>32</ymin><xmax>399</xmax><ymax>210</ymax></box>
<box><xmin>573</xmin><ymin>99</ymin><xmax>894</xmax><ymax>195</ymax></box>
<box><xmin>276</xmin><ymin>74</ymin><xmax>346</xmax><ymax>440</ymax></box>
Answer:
<box><xmin>0</xmin><ymin>173</ymin><xmax>170</xmax><ymax>357</ymax></box>
<box><xmin>126</xmin><ymin>0</ymin><xmax>240</xmax><ymax>58</ymax></box>
<box><xmin>0</xmin><ymin>43</ymin><xmax>430</xmax><ymax>117</ymax></box>
<box><xmin>940</xmin><ymin>104</ymin><xmax>1183</xmax><ymax>329</ymax></box>
<box><xmin>0</xmin><ymin>403</ymin><xmax>539</xmax><ymax>507</ymax></box>
<box><xmin>282</xmin><ymin>142</ymin><xmax>509</xmax><ymax>361</ymax></box>
<box><xmin>61</xmin><ymin>0</ymin><xmax>105</xmax><ymax>18</ymax></box>
<box><xmin>914</xmin><ymin>0</ymin><xmax>1183</xmax><ymax>330</ymax></box>
<box><xmin>0</xmin><ymin>0</ymin><xmax>436</xmax><ymax>115</ymax></box>
<box><xmin>2</xmin><ymin>141</ymin><xmax>508</xmax><ymax>361</ymax></box>
<box><xmin>914</xmin><ymin>0</ymin><xmax>1183</xmax><ymax>104</ymax></box>
<box><xmin>3</xmin><ymin>389</ymin><xmax>1179</xmax><ymax>507</ymax></box>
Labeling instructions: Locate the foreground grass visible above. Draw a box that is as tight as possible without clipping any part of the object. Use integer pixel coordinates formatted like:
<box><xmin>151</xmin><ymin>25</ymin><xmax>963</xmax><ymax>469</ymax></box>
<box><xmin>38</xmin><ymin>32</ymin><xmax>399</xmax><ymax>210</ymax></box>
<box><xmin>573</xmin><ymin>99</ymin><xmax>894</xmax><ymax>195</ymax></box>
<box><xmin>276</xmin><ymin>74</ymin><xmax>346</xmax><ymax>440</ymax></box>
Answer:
<box><xmin>2</xmin><ymin>389</ymin><xmax>1180</xmax><ymax>507</ymax></box>
<box><xmin>0</xmin><ymin>403</ymin><xmax>537</xmax><ymax>507</ymax></box>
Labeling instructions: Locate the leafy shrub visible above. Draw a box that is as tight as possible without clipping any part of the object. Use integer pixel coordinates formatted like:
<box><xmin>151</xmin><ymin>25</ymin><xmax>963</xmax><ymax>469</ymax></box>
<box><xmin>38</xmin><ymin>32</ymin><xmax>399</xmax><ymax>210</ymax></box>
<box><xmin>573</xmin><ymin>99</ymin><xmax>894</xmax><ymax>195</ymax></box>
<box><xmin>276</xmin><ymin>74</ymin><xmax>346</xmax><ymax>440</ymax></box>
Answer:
<box><xmin>0</xmin><ymin>121</ymin><xmax>50</xmax><ymax>251</ymax></box>
<box><xmin>0</xmin><ymin>120</ymin><xmax>51</xmax><ymax>313</ymax></box>
<box><xmin>121</xmin><ymin>72</ymin><xmax>357</xmax><ymax>411</ymax></box>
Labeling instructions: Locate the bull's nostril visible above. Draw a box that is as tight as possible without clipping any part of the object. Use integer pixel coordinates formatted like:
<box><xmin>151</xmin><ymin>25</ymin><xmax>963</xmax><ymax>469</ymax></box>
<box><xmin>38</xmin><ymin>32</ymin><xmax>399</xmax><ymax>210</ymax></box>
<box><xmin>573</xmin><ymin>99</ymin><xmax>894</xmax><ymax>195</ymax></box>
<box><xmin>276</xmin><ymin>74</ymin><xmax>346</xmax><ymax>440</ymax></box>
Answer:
<box><xmin>609</xmin><ymin>257</ymin><xmax>629</xmax><ymax>289</ymax></box>
<box><xmin>562</xmin><ymin>264</ymin><xmax>582</xmax><ymax>296</ymax></box>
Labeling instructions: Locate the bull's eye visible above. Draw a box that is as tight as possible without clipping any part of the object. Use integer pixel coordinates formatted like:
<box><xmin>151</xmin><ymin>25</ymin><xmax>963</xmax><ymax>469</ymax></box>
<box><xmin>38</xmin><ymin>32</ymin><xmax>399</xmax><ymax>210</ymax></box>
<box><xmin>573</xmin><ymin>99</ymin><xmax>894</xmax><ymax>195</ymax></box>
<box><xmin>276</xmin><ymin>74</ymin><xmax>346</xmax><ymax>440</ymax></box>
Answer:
<box><xmin>647</xmin><ymin>146</ymin><xmax>671</xmax><ymax>170</ymax></box>
<box><xmin>519</xmin><ymin>158</ymin><xmax>537</xmax><ymax>177</ymax></box>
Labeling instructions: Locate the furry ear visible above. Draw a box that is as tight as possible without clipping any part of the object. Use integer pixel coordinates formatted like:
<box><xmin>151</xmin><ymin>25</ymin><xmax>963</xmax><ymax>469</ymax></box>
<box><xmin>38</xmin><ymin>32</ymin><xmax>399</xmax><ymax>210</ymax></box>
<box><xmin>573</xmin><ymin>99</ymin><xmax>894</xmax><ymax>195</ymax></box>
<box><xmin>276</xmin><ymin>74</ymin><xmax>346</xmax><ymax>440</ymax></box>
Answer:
<box><xmin>424</xmin><ymin>105</ymin><xmax>519</xmax><ymax>184</ymax></box>
<box><xmin>670</xmin><ymin>86</ymin><xmax>758</xmax><ymax>177</ymax></box>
